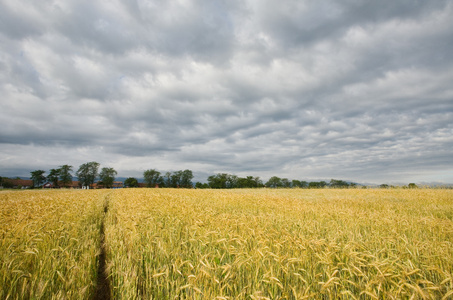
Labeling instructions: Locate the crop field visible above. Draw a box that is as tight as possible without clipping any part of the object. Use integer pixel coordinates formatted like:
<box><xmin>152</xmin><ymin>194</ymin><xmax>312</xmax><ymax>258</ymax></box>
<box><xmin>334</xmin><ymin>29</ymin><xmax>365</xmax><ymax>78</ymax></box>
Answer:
<box><xmin>0</xmin><ymin>189</ymin><xmax>107</xmax><ymax>299</ymax></box>
<box><xmin>1</xmin><ymin>188</ymin><xmax>453</xmax><ymax>299</ymax></box>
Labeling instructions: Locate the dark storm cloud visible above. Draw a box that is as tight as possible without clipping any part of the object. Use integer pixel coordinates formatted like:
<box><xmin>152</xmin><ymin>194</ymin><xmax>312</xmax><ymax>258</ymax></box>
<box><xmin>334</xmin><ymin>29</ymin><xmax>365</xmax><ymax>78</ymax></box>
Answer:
<box><xmin>1</xmin><ymin>0</ymin><xmax>452</xmax><ymax>183</ymax></box>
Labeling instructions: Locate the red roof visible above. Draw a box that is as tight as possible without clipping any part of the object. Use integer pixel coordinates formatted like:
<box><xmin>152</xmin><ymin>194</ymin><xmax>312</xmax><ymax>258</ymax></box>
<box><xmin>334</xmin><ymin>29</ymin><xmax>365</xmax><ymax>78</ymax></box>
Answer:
<box><xmin>137</xmin><ymin>183</ymin><xmax>159</xmax><ymax>188</ymax></box>
<box><xmin>3</xmin><ymin>179</ymin><xmax>33</xmax><ymax>187</ymax></box>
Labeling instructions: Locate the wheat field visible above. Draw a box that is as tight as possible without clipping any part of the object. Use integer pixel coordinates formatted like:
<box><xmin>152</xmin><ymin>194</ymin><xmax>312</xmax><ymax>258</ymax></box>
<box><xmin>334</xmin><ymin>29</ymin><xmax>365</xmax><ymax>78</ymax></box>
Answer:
<box><xmin>0</xmin><ymin>189</ymin><xmax>107</xmax><ymax>299</ymax></box>
<box><xmin>1</xmin><ymin>188</ymin><xmax>453</xmax><ymax>299</ymax></box>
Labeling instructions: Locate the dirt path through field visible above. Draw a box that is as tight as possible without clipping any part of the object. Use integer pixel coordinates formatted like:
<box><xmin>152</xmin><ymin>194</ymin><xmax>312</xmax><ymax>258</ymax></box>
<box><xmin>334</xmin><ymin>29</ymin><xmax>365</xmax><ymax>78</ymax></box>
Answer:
<box><xmin>93</xmin><ymin>193</ymin><xmax>111</xmax><ymax>300</ymax></box>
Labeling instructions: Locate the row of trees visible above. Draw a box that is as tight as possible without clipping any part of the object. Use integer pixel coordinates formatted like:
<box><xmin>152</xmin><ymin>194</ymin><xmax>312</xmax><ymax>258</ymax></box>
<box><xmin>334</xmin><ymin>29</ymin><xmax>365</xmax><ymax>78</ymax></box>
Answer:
<box><xmin>266</xmin><ymin>178</ymin><xmax>355</xmax><ymax>188</ymax></box>
<box><xmin>204</xmin><ymin>174</ymin><xmax>263</xmax><ymax>189</ymax></box>
<box><xmin>198</xmin><ymin>174</ymin><xmax>356</xmax><ymax>189</ymax></box>
<box><xmin>127</xmin><ymin>169</ymin><xmax>194</xmax><ymax>188</ymax></box>
<box><xmin>380</xmin><ymin>183</ymin><xmax>419</xmax><ymax>189</ymax></box>
<box><xmin>30</xmin><ymin>165</ymin><xmax>73</xmax><ymax>188</ymax></box>
<box><xmin>28</xmin><ymin>162</ymin><xmax>118</xmax><ymax>188</ymax></box>
<box><xmin>12</xmin><ymin>166</ymin><xmax>358</xmax><ymax>189</ymax></box>
<box><xmin>5</xmin><ymin>164</ymin><xmax>422</xmax><ymax>190</ymax></box>
<box><xmin>78</xmin><ymin>162</ymin><xmax>118</xmax><ymax>188</ymax></box>
<box><xmin>121</xmin><ymin>171</ymin><xmax>356</xmax><ymax>189</ymax></box>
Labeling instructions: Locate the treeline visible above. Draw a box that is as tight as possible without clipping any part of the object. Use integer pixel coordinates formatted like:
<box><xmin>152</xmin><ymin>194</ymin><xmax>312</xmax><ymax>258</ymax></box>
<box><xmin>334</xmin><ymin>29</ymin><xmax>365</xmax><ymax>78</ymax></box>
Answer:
<box><xmin>130</xmin><ymin>169</ymin><xmax>194</xmax><ymax>188</ymax></box>
<box><xmin>6</xmin><ymin>163</ymin><xmax>357</xmax><ymax>189</ymax></box>
<box><xmin>193</xmin><ymin>174</ymin><xmax>356</xmax><ymax>189</ymax></box>
<box><xmin>27</xmin><ymin>165</ymin><xmax>74</xmax><ymax>188</ymax></box>
<box><xmin>23</xmin><ymin>162</ymin><xmax>118</xmax><ymax>188</ymax></box>
<box><xmin>1</xmin><ymin>162</ymin><xmax>426</xmax><ymax>190</ymax></box>
<box><xmin>3</xmin><ymin>162</ymin><xmax>194</xmax><ymax>189</ymax></box>
<box><xmin>0</xmin><ymin>162</ymin><xmax>117</xmax><ymax>189</ymax></box>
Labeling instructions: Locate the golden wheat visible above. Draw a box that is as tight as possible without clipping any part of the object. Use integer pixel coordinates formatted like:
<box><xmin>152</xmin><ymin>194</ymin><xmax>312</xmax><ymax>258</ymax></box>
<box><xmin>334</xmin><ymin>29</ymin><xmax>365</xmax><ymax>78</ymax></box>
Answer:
<box><xmin>105</xmin><ymin>188</ymin><xmax>453</xmax><ymax>299</ymax></box>
<box><xmin>0</xmin><ymin>189</ymin><xmax>109</xmax><ymax>299</ymax></box>
<box><xmin>1</xmin><ymin>188</ymin><xmax>452</xmax><ymax>299</ymax></box>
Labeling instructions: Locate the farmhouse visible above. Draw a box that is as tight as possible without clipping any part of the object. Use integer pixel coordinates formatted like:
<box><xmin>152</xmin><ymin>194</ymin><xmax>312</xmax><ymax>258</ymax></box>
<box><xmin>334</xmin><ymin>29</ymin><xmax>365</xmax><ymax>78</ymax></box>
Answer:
<box><xmin>1</xmin><ymin>179</ymin><xmax>33</xmax><ymax>189</ymax></box>
<box><xmin>112</xmin><ymin>181</ymin><xmax>123</xmax><ymax>188</ymax></box>
<box><xmin>43</xmin><ymin>182</ymin><xmax>53</xmax><ymax>188</ymax></box>
<box><xmin>82</xmin><ymin>181</ymin><xmax>124</xmax><ymax>189</ymax></box>
<box><xmin>137</xmin><ymin>183</ymin><xmax>159</xmax><ymax>188</ymax></box>
<box><xmin>65</xmin><ymin>181</ymin><xmax>81</xmax><ymax>188</ymax></box>
<box><xmin>43</xmin><ymin>181</ymin><xmax>81</xmax><ymax>189</ymax></box>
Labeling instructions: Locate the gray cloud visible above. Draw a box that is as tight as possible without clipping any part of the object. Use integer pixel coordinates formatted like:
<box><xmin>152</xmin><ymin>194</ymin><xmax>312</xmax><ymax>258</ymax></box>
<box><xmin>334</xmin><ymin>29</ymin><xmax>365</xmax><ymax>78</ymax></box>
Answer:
<box><xmin>1</xmin><ymin>0</ymin><xmax>453</xmax><ymax>184</ymax></box>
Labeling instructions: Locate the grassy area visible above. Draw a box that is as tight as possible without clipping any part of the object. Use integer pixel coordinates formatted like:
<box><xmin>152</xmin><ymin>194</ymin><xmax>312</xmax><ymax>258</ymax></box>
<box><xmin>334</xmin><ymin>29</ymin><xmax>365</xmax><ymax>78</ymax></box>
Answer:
<box><xmin>1</xmin><ymin>188</ymin><xmax>452</xmax><ymax>299</ymax></box>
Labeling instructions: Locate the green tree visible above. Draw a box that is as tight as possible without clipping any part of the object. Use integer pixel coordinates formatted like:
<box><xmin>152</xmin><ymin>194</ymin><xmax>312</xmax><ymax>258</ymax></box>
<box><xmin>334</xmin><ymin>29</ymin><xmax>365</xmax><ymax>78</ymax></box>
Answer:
<box><xmin>180</xmin><ymin>169</ymin><xmax>194</xmax><ymax>188</ymax></box>
<box><xmin>124</xmin><ymin>177</ymin><xmax>139</xmax><ymax>187</ymax></box>
<box><xmin>308</xmin><ymin>181</ymin><xmax>327</xmax><ymax>188</ymax></box>
<box><xmin>254</xmin><ymin>177</ymin><xmax>264</xmax><ymax>188</ymax></box>
<box><xmin>207</xmin><ymin>173</ymin><xmax>229</xmax><ymax>189</ymax></box>
<box><xmin>291</xmin><ymin>180</ymin><xmax>308</xmax><ymax>188</ymax></box>
<box><xmin>195</xmin><ymin>182</ymin><xmax>209</xmax><ymax>189</ymax></box>
<box><xmin>170</xmin><ymin>171</ymin><xmax>181</xmax><ymax>187</ymax></box>
<box><xmin>76</xmin><ymin>162</ymin><xmax>100</xmax><ymax>188</ymax></box>
<box><xmin>208</xmin><ymin>173</ymin><xmax>263</xmax><ymax>189</ymax></box>
<box><xmin>47</xmin><ymin>168</ymin><xmax>60</xmax><ymax>188</ymax></box>
<box><xmin>144</xmin><ymin>169</ymin><xmax>161</xmax><ymax>187</ymax></box>
<box><xmin>281</xmin><ymin>178</ymin><xmax>291</xmax><ymax>188</ymax></box>
<box><xmin>226</xmin><ymin>174</ymin><xmax>238</xmax><ymax>188</ymax></box>
<box><xmin>30</xmin><ymin>170</ymin><xmax>46</xmax><ymax>188</ymax></box>
<box><xmin>169</xmin><ymin>170</ymin><xmax>194</xmax><ymax>188</ymax></box>
<box><xmin>167</xmin><ymin>170</ymin><xmax>194</xmax><ymax>188</ymax></box>
<box><xmin>99</xmin><ymin>167</ymin><xmax>117</xmax><ymax>188</ymax></box>
<box><xmin>2</xmin><ymin>178</ymin><xmax>14</xmax><ymax>189</ymax></box>
<box><xmin>329</xmin><ymin>179</ymin><xmax>350</xmax><ymax>188</ymax></box>
<box><xmin>265</xmin><ymin>176</ymin><xmax>283</xmax><ymax>188</ymax></box>
<box><xmin>59</xmin><ymin>165</ymin><xmax>73</xmax><ymax>188</ymax></box>
<box><xmin>163</xmin><ymin>172</ymin><xmax>172</xmax><ymax>187</ymax></box>
<box><xmin>291</xmin><ymin>179</ymin><xmax>301</xmax><ymax>188</ymax></box>
<box><xmin>236</xmin><ymin>176</ymin><xmax>260</xmax><ymax>188</ymax></box>
<box><xmin>236</xmin><ymin>177</ymin><xmax>249</xmax><ymax>188</ymax></box>
<box><xmin>408</xmin><ymin>183</ymin><xmax>418</xmax><ymax>189</ymax></box>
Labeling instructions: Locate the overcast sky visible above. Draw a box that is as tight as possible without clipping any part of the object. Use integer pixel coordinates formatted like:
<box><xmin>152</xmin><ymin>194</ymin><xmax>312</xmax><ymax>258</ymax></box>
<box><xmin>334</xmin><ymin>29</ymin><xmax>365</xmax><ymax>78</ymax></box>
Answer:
<box><xmin>1</xmin><ymin>0</ymin><xmax>453</xmax><ymax>184</ymax></box>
